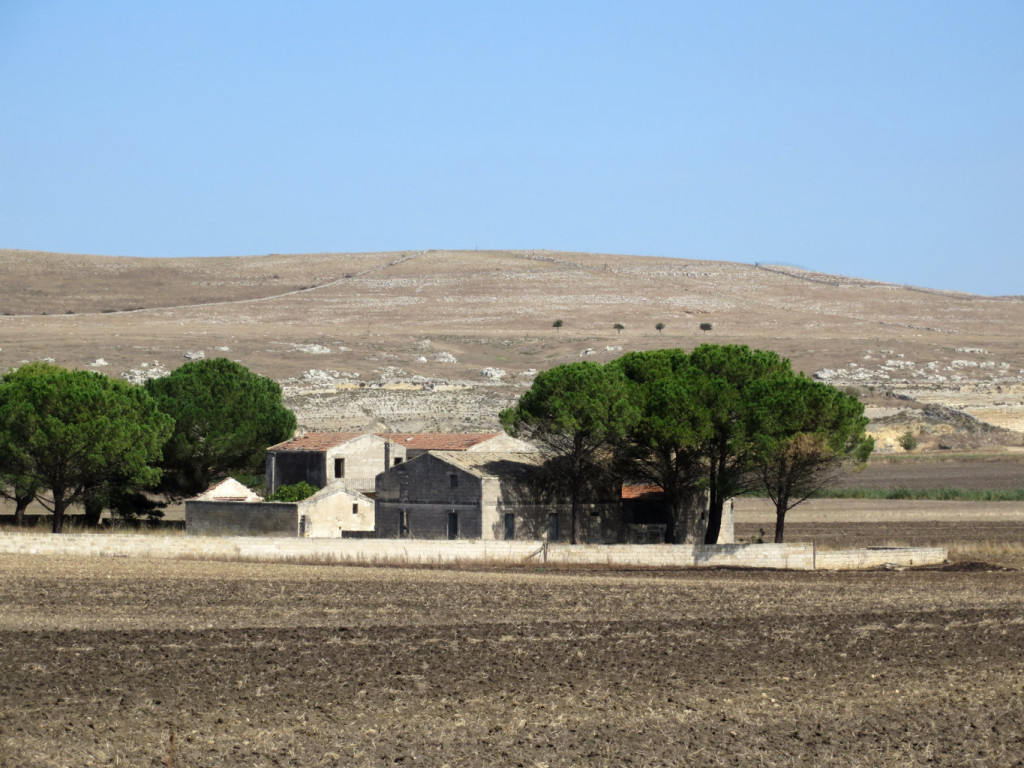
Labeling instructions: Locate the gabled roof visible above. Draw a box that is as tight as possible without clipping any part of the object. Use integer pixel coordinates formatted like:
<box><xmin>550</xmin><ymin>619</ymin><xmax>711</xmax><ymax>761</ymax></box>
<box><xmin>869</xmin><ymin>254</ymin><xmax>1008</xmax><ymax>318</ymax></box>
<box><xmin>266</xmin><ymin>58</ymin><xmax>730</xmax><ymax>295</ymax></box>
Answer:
<box><xmin>298</xmin><ymin>483</ymin><xmax>374</xmax><ymax>506</ymax></box>
<box><xmin>194</xmin><ymin>477</ymin><xmax>263</xmax><ymax>502</ymax></box>
<box><xmin>267</xmin><ymin>432</ymin><xmax>372</xmax><ymax>452</ymax></box>
<box><xmin>384</xmin><ymin>432</ymin><xmax>503</xmax><ymax>451</ymax></box>
<box><xmin>427</xmin><ymin>450</ymin><xmax>547</xmax><ymax>480</ymax></box>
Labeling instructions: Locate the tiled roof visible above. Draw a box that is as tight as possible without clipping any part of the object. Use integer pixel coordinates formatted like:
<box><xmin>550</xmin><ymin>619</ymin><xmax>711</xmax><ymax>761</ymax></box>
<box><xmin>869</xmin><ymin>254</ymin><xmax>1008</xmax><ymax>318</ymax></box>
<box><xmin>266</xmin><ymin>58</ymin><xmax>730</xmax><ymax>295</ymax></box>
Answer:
<box><xmin>429</xmin><ymin>450</ymin><xmax>547</xmax><ymax>479</ymax></box>
<box><xmin>622</xmin><ymin>484</ymin><xmax>664</xmax><ymax>499</ymax></box>
<box><xmin>383</xmin><ymin>432</ymin><xmax>502</xmax><ymax>451</ymax></box>
<box><xmin>267</xmin><ymin>432</ymin><xmax>369</xmax><ymax>452</ymax></box>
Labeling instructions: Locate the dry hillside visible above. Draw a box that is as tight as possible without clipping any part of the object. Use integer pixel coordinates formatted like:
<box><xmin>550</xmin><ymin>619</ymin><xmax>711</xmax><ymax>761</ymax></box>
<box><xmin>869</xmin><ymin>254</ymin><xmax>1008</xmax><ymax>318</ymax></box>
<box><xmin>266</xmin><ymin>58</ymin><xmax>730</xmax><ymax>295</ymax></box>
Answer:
<box><xmin>1</xmin><ymin>248</ymin><xmax>1022</xmax><ymax>450</ymax></box>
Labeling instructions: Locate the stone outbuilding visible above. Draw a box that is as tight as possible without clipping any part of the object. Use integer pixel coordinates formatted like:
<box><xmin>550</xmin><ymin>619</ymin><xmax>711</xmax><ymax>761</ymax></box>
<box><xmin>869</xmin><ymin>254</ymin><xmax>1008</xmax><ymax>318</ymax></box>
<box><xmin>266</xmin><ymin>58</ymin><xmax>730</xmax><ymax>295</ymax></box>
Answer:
<box><xmin>185</xmin><ymin>477</ymin><xmax>374</xmax><ymax>538</ymax></box>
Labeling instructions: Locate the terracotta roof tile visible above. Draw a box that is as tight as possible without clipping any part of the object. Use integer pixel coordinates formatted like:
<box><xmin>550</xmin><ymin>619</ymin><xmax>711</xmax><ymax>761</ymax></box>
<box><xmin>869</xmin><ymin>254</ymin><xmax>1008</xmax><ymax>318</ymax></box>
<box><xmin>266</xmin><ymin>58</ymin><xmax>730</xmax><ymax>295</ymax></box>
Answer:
<box><xmin>622</xmin><ymin>484</ymin><xmax>664</xmax><ymax>500</ymax></box>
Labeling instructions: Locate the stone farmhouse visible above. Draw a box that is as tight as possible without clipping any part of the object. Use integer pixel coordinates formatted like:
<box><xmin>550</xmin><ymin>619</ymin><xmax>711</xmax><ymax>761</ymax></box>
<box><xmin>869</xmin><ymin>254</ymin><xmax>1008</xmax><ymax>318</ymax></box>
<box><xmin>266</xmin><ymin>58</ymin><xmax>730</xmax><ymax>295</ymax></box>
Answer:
<box><xmin>188</xmin><ymin>431</ymin><xmax>733</xmax><ymax>543</ymax></box>
<box><xmin>185</xmin><ymin>477</ymin><xmax>374</xmax><ymax>538</ymax></box>
<box><xmin>263</xmin><ymin>431</ymin><xmax>534</xmax><ymax>497</ymax></box>
<box><xmin>375</xmin><ymin>450</ymin><xmax>622</xmax><ymax>542</ymax></box>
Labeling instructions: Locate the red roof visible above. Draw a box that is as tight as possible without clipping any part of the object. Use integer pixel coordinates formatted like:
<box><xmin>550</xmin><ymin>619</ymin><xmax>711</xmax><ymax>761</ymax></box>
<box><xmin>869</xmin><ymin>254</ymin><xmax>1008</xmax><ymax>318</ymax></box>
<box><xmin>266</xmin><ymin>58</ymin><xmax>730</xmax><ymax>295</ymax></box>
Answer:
<box><xmin>268</xmin><ymin>431</ymin><xmax>505</xmax><ymax>453</ymax></box>
<box><xmin>382</xmin><ymin>433</ymin><xmax>502</xmax><ymax>451</ymax></box>
<box><xmin>267</xmin><ymin>432</ymin><xmax>368</xmax><ymax>452</ymax></box>
<box><xmin>622</xmin><ymin>484</ymin><xmax>664</xmax><ymax>500</ymax></box>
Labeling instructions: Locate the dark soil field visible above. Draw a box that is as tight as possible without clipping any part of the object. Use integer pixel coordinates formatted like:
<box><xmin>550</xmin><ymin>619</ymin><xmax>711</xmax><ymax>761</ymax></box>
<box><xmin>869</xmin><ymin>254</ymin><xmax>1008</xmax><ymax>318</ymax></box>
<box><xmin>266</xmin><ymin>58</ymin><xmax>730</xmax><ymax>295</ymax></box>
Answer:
<box><xmin>2</xmin><ymin>554</ymin><xmax>1023</xmax><ymax>767</ymax></box>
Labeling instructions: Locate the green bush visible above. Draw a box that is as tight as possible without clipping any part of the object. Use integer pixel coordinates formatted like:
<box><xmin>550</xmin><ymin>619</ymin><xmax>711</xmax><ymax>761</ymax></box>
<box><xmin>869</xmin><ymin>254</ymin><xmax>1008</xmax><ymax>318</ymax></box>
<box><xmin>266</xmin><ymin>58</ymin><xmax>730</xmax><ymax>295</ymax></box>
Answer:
<box><xmin>265</xmin><ymin>482</ymin><xmax>318</xmax><ymax>503</ymax></box>
<box><xmin>897</xmin><ymin>431</ymin><xmax>918</xmax><ymax>451</ymax></box>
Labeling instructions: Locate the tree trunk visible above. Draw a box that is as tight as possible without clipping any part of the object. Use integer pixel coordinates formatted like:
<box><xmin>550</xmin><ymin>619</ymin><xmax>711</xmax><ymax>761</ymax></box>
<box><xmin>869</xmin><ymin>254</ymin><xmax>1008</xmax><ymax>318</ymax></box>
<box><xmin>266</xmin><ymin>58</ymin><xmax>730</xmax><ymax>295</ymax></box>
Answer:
<box><xmin>704</xmin><ymin>494</ymin><xmax>724</xmax><ymax>544</ymax></box>
<box><xmin>51</xmin><ymin>497</ymin><xmax>66</xmax><ymax>534</ymax></box>
<box><xmin>570</xmin><ymin>487</ymin><xmax>579</xmax><ymax>545</ymax></box>
<box><xmin>774</xmin><ymin>495</ymin><xmax>789</xmax><ymax>543</ymax></box>
<box><xmin>704</xmin><ymin>453</ymin><xmax>724</xmax><ymax>545</ymax></box>
<box><xmin>13</xmin><ymin>494</ymin><xmax>31</xmax><ymax>527</ymax></box>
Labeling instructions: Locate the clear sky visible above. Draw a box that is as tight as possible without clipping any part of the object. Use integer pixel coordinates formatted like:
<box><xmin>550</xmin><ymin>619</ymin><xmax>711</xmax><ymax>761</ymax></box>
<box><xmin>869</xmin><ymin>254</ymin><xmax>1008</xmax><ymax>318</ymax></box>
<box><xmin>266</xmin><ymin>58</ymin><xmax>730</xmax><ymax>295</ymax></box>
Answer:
<box><xmin>1</xmin><ymin>2</ymin><xmax>1021</xmax><ymax>296</ymax></box>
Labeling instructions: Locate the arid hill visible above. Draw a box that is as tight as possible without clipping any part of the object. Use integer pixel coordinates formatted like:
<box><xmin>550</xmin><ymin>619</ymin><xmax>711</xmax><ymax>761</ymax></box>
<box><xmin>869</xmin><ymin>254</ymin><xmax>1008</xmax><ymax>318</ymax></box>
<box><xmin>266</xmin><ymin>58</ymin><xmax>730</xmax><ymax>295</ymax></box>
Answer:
<box><xmin>1</xmin><ymin>248</ymin><xmax>1022</xmax><ymax>450</ymax></box>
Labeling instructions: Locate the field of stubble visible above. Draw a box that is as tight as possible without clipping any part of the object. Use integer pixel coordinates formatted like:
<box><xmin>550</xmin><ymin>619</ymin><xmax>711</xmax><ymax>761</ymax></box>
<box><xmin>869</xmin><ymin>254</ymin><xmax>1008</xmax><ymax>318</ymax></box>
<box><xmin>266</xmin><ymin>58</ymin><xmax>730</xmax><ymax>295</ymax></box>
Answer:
<box><xmin>2</xmin><ymin>552</ymin><xmax>1023</xmax><ymax>768</ymax></box>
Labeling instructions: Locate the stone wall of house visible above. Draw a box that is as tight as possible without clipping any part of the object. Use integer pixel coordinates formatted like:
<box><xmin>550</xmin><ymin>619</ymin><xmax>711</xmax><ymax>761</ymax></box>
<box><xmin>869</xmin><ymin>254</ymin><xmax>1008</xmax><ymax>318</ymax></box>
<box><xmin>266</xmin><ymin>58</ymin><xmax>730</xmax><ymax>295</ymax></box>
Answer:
<box><xmin>375</xmin><ymin>454</ymin><xmax>486</xmax><ymax>538</ymax></box>
<box><xmin>267</xmin><ymin>434</ymin><xmax>404</xmax><ymax>494</ymax></box>
<box><xmin>0</xmin><ymin>533</ymin><xmax>948</xmax><ymax>570</ymax></box>
<box><xmin>185</xmin><ymin>501</ymin><xmax>297</xmax><ymax>536</ymax></box>
<box><xmin>298</xmin><ymin>486</ymin><xmax>374</xmax><ymax>538</ymax></box>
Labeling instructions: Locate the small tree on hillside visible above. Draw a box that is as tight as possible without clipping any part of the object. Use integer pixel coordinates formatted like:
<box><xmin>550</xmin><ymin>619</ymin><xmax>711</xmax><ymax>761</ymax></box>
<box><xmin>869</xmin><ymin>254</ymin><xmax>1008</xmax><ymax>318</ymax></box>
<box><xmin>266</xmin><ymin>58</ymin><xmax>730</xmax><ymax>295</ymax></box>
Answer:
<box><xmin>552</xmin><ymin>319</ymin><xmax>564</xmax><ymax>332</ymax></box>
<box><xmin>700</xmin><ymin>322</ymin><xmax>713</xmax><ymax>334</ymax></box>
<box><xmin>655</xmin><ymin>322</ymin><xmax>665</xmax><ymax>334</ymax></box>
<box><xmin>613</xmin><ymin>323</ymin><xmax>625</xmax><ymax>336</ymax></box>
<box><xmin>897</xmin><ymin>431</ymin><xmax>918</xmax><ymax>452</ymax></box>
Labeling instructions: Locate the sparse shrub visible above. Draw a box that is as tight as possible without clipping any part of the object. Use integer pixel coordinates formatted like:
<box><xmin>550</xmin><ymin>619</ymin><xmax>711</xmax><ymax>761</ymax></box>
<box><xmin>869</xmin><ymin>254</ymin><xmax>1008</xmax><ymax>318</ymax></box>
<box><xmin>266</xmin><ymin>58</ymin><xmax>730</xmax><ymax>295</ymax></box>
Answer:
<box><xmin>897</xmin><ymin>431</ymin><xmax>918</xmax><ymax>451</ymax></box>
<box><xmin>699</xmin><ymin>322</ymin><xmax>713</xmax><ymax>333</ymax></box>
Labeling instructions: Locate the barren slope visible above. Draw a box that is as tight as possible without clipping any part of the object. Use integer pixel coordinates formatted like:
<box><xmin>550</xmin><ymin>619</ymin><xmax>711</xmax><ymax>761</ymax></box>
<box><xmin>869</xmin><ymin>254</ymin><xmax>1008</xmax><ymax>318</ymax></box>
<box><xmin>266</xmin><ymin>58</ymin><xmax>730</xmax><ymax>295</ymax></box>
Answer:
<box><xmin>1</xmin><ymin>249</ymin><xmax>1021</xmax><ymax>445</ymax></box>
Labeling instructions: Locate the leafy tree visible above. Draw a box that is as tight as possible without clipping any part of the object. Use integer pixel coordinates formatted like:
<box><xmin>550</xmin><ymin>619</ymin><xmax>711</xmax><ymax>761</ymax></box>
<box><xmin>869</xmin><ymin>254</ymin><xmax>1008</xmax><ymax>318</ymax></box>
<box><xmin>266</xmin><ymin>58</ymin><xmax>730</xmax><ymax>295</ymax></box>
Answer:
<box><xmin>745</xmin><ymin>374</ymin><xmax>872</xmax><ymax>542</ymax></box>
<box><xmin>552</xmin><ymin>319</ymin><xmax>564</xmax><ymax>332</ymax></box>
<box><xmin>685</xmin><ymin>344</ymin><xmax>792</xmax><ymax>543</ymax></box>
<box><xmin>655</xmin><ymin>322</ymin><xmax>665</xmax><ymax>334</ymax></box>
<box><xmin>699</xmin><ymin>322</ymin><xmax>713</xmax><ymax>333</ymax></box>
<box><xmin>145</xmin><ymin>359</ymin><xmax>296</xmax><ymax>499</ymax></box>
<box><xmin>500</xmin><ymin>362</ymin><xmax>637</xmax><ymax>543</ymax></box>
<box><xmin>611</xmin><ymin>349</ymin><xmax>710</xmax><ymax>543</ymax></box>
<box><xmin>0</xmin><ymin>363</ymin><xmax>173</xmax><ymax>533</ymax></box>
<box><xmin>265</xmin><ymin>481</ymin><xmax>318</xmax><ymax>503</ymax></box>
<box><xmin>613</xmin><ymin>323</ymin><xmax>625</xmax><ymax>336</ymax></box>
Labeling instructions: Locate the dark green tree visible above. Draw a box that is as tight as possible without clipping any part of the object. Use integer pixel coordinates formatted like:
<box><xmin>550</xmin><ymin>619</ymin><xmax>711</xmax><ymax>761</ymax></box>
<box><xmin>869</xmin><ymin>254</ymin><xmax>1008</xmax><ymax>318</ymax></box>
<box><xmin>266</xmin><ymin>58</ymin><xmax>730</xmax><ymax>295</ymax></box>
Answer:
<box><xmin>699</xmin><ymin>322</ymin><xmax>713</xmax><ymax>333</ymax></box>
<box><xmin>745</xmin><ymin>374</ymin><xmax>872</xmax><ymax>542</ymax></box>
<box><xmin>655</xmin><ymin>322</ymin><xmax>665</xmax><ymax>334</ymax></box>
<box><xmin>500</xmin><ymin>362</ymin><xmax>637</xmax><ymax>543</ymax></box>
<box><xmin>685</xmin><ymin>344</ymin><xmax>792</xmax><ymax>543</ymax></box>
<box><xmin>0</xmin><ymin>363</ymin><xmax>173</xmax><ymax>533</ymax></box>
<box><xmin>613</xmin><ymin>323</ymin><xmax>625</xmax><ymax>336</ymax></box>
<box><xmin>145</xmin><ymin>359</ymin><xmax>296</xmax><ymax>499</ymax></box>
<box><xmin>611</xmin><ymin>349</ymin><xmax>710</xmax><ymax>543</ymax></box>
<box><xmin>552</xmin><ymin>319</ymin><xmax>564</xmax><ymax>332</ymax></box>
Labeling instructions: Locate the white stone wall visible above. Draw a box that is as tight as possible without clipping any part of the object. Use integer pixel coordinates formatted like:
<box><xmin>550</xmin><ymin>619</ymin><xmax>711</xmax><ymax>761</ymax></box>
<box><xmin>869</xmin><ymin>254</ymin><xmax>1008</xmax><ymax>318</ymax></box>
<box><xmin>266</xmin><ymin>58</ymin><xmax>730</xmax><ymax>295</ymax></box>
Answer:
<box><xmin>0</xmin><ymin>534</ymin><xmax>947</xmax><ymax>570</ymax></box>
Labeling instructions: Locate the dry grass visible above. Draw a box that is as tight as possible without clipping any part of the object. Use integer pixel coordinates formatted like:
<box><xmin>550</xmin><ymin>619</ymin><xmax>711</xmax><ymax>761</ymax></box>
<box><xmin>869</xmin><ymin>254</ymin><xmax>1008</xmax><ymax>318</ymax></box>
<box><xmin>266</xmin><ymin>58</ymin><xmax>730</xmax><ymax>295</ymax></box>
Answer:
<box><xmin>2</xmin><ymin>248</ymin><xmax>1022</xmax><ymax>437</ymax></box>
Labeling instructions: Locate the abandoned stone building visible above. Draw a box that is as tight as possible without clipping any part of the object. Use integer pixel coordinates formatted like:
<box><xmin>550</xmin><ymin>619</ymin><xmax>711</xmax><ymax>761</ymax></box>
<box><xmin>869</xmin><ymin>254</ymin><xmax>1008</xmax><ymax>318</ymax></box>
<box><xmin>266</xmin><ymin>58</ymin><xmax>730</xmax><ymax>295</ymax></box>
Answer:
<box><xmin>374</xmin><ymin>450</ymin><xmax>622</xmax><ymax>542</ymax></box>
<box><xmin>265</xmin><ymin>432</ymin><xmax>406</xmax><ymax>496</ymax></box>
<box><xmin>185</xmin><ymin>477</ymin><xmax>374</xmax><ymax>538</ymax></box>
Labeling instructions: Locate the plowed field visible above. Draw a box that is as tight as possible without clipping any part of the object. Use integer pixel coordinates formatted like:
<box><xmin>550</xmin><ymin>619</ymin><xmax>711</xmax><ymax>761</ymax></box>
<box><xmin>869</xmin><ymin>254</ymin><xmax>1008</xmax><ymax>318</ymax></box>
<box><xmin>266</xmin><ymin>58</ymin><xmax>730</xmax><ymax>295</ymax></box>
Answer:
<box><xmin>2</xmin><ymin>555</ymin><xmax>1023</xmax><ymax>767</ymax></box>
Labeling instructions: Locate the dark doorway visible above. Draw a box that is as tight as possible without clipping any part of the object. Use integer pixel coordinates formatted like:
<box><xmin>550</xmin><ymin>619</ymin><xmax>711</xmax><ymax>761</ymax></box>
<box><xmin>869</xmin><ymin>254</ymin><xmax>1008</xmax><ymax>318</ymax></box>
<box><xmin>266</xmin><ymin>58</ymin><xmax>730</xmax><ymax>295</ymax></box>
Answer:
<box><xmin>504</xmin><ymin>513</ymin><xmax>515</xmax><ymax>540</ymax></box>
<box><xmin>447</xmin><ymin>511</ymin><xmax>459</xmax><ymax>540</ymax></box>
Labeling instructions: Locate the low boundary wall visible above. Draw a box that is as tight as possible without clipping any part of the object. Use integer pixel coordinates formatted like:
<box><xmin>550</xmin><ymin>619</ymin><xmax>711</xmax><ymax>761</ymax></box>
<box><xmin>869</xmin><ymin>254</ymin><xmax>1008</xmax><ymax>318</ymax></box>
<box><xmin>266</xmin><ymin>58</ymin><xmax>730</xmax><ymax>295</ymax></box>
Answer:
<box><xmin>0</xmin><ymin>534</ymin><xmax>947</xmax><ymax>570</ymax></box>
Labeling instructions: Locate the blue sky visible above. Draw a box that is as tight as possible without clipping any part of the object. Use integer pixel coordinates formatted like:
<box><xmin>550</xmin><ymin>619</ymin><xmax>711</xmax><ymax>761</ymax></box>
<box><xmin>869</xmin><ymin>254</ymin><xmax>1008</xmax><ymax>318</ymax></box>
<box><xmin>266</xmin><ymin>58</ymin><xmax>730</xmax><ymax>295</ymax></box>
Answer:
<box><xmin>1</xmin><ymin>1</ymin><xmax>1021</xmax><ymax>295</ymax></box>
